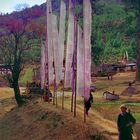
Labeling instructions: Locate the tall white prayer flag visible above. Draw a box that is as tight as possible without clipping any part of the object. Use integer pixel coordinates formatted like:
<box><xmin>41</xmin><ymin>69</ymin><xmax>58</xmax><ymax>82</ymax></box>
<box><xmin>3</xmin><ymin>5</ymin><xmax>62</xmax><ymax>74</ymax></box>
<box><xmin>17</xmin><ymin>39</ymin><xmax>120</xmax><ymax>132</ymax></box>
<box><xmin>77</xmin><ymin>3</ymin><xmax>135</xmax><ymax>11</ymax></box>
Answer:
<box><xmin>52</xmin><ymin>15</ymin><xmax>61</xmax><ymax>85</ymax></box>
<box><xmin>46</xmin><ymin>0</ymin><xmax>54</xmax><ymax>85</ymax></box>
<box><xmin>76</xmin><ymin>25</ymin><xmax>84</xmax><ymax>96</ymax></box>
<box><xmin>64</xmin><ymin>0</ymin><xmax>74</xmax><ymax>88</ymax></box>
<box><xmin>59</xmin><ymin>0</ymin><xmax>66</xmax><ymax>80</ymax></box>
<box><xmin>83</xmin><ymin>0</ymin><xmax>92</xmax><ymax>100</ymax></box>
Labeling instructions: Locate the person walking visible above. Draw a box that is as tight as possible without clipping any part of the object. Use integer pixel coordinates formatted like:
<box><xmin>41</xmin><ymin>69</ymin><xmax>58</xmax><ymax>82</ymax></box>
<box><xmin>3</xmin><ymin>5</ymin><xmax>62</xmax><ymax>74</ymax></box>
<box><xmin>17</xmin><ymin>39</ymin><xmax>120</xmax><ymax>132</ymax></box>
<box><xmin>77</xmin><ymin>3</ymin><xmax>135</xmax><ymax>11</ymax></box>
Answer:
<box><xmin>85</xmin><ymin>91</ymin><xmax>93</xmax><ymax>116</ymax></box>
<box><xmin>117</xmin><ymin>104</ymin><xmax>136</xmax><ymax>140</ymax></box>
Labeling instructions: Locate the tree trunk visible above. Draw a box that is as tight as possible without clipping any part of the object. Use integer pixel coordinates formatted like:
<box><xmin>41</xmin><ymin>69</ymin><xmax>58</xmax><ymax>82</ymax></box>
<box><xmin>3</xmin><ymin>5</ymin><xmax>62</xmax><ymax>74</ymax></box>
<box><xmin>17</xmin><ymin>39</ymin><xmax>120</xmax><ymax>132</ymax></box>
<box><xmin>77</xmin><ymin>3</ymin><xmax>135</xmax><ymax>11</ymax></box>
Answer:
<box><xmin>13</xmin><ymin>82</ymin><xmax>23</xmax><ymax>106</ymax></box>
<box><xmin>136</xmin><ymin>13</ymin><xmax>140</xmax><ymax>81</ymax></box>
<box><xmin>136</xmin><ymin>40</ymin><xmax>140</xmax><ymax>81</ymax></box>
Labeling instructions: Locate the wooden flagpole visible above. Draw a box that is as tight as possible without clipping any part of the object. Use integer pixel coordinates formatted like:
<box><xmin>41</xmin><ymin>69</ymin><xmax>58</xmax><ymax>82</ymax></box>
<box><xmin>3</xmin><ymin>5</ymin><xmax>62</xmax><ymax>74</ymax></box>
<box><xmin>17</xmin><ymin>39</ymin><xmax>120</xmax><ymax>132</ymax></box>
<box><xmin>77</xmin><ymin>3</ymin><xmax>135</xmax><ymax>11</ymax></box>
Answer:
<box><xmin>83</xmin><ymin>0</ymin><xmax>86</xmax><ymax>123</ymax></box>
<box><xmin>61</xmin><ymin>0</ymin><xmax>65</xmax><ymax>110</ymax></box>
<box><xmin>62</xmin><ymin>67</ymin><xmax>65</xmax><ymax>110</ymax></box>
<box><xmin>83</xmin><ymin>0</ymin><xmax>92</xmax><ymax>123</ymax></box>
<box><xmin>69</xmin><ymin>0</ymin><xmax>74</xmax><ymax>113</ymax></box>
<box><xmin>53</xmin><ymin>61</ymin><xmax>57</xmax><ymax>107</ymax></box>
<box><xmin>73</xmin><ymin>0</ymin><xmax>77</xmax><ymax>117</ymax></box>
<box><xmin>45</xmin><ymin>0</ymin><xmax>49</xmax><ymax>94</ymax></box>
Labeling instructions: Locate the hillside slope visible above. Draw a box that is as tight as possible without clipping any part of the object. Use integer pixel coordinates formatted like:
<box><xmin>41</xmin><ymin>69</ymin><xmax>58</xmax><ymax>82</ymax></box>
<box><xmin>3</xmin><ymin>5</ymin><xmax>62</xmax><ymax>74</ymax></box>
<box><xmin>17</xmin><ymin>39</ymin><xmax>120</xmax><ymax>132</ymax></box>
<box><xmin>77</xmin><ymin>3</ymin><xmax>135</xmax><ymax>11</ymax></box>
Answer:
<box><xmin>0</xmin><ymin>92</ymin><xmax>116</xmax><ymax>140</ymax></box>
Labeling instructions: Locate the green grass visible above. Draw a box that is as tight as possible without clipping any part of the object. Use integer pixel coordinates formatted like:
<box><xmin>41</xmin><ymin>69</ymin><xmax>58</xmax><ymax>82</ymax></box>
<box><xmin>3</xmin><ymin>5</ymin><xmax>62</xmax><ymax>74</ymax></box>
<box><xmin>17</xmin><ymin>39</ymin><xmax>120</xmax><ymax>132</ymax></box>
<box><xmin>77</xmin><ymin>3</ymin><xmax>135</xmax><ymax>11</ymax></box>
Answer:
<box><xmin>20</xmin><ymin>68</ymin><xmax>33</xmax><ymax>85</ymax></box>
<box><xmin>94</xmin><ymin>102</ymin><xmax>140</xmax><ymax>106</ymax></box>
<box><xmin>92</xmin><ymin>101</ymin><xmax>140</xmax><ymax>122</ymax></box>
<box><xmin>134</xmin><ymin>113</ymin><xmax>140</xmax><ymax>122</ymax></box>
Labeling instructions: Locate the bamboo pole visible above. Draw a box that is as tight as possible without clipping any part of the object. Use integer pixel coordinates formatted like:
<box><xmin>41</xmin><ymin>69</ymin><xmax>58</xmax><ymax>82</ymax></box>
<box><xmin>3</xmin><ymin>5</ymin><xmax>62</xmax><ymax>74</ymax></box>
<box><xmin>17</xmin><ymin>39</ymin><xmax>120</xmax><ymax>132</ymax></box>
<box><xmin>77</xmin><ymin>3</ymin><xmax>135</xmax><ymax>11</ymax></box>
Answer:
<box><xmin>83</xmin><ymin>0</ymin><xmax>86</xmax><ymax>123</ymax></box>
<box><xmin>53</xmin><ymin>81</ymin><xmax>55</xmax><ymax>105</ymax></box>
<box><xmin>84</xmin><ymin>98</ymin><xmax>86</xmax><ymax>123</ymax></box>
<box><xmin>46</xmin><ymin>0</ymin><xmax>50</xmax><ymax>97</ymax></box>
<box><xmin>55</xmin><ymin>84</ymin><xmax>58</xmax><ymax>107</ymax></box>
<box><xmin>71</xmin><ymin>91</ymin><xmax>74</xmax><ymax>112</ymax></box>
<box><xmin>73</xmin><ymin>0</ymin><xmax>77</xmax><ymax>117</ymax></box>
<box><xmin>68</xmin><ymin>0</ymin><xmax>74</xmax><ymax>113</ymax></box>
<box><xmin>62</xmin><ymin>85</ymin><xmax>64</xmax><ymax>109</ymax></box>
<box><xmin>62</xmin><ymin>70</ymin><xmax>65</xmax><ymax>110</ymax></box>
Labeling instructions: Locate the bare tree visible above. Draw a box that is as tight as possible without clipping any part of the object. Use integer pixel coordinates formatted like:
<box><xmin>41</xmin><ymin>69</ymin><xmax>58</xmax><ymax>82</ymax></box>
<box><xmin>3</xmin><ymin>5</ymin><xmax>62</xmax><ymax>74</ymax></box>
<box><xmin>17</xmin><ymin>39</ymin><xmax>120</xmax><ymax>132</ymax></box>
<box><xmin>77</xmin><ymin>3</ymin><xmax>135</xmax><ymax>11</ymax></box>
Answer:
<box><xmin>0</xmin><ymin>8</ymin><xmax>45</xmax><ymax>106</ymax></box>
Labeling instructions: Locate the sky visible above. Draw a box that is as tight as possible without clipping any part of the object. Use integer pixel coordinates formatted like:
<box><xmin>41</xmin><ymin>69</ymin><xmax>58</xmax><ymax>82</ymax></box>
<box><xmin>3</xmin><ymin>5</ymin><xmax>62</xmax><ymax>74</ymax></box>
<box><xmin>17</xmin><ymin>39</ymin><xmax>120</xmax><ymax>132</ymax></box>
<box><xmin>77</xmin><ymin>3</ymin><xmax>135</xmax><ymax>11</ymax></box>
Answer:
<box><xmin>0</xmin><ymin>0</ymin><xmax>46</xmax><ymax>14</ymax></box>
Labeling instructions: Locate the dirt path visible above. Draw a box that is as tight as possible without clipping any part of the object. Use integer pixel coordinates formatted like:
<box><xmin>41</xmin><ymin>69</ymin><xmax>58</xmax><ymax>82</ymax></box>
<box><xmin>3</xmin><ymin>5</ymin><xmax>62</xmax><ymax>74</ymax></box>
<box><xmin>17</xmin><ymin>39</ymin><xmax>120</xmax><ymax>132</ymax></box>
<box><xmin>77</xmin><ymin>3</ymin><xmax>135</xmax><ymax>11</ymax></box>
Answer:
<box><xmin>54</xmin><ymin>99</ymin><xmax>118</xmax><ymax>140</ymax></box>
<box><xmin>42</xmin><ymin>97</ymin><xmax>138</xmax><ymax>140</ymax></box>
<box><xmin>52</xmin><ymin>96</ymin><xmax>138</xmax><ymax>140</ymax></box>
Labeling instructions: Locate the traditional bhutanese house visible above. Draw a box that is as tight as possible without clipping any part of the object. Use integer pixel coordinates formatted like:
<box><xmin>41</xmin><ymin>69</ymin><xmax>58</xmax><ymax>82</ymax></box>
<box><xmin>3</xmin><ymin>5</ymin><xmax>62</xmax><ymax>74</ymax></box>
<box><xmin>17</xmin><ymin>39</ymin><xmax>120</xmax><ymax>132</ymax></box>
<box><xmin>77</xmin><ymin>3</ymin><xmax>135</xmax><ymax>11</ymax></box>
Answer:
<box><xmin>125</xmin><ymin>63</ymin><xmax>136</xmax><ymax>71</ymax></box>
<box><xmin>103</xmin><ymin>91</ymin><xmax>119</xmax><ymax>101</ymax></box>
<box><xmin>0</xmin><ymin>64</ymin><xmax>11</xmax><ymax>75</ymax></box>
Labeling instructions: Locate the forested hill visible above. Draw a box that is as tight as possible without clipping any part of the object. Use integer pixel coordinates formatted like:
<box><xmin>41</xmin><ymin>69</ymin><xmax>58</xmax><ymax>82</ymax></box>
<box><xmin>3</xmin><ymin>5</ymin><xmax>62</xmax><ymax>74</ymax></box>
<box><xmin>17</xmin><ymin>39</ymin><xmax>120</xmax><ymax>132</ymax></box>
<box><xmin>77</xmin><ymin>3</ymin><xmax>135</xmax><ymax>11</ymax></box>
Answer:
<box><xmin>0</xmin><ymin>0</ymin><xmax>138</xmax><ymax>65</ymax></box>
<box><xmin>8</xmin><ymin>0</ymin><xmax>83</xmax><ymax>17</ymax></box>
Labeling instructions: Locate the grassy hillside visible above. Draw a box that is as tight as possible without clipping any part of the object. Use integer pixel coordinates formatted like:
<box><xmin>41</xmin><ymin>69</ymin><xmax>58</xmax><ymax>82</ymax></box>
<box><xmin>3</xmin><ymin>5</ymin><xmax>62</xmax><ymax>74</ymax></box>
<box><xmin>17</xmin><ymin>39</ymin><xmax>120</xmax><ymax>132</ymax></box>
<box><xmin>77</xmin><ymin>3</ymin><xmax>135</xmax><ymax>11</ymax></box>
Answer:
<box><xmin>20</xmin><ymin>68</ymin><xmax>33</xmax><ymax>85</ymax></box>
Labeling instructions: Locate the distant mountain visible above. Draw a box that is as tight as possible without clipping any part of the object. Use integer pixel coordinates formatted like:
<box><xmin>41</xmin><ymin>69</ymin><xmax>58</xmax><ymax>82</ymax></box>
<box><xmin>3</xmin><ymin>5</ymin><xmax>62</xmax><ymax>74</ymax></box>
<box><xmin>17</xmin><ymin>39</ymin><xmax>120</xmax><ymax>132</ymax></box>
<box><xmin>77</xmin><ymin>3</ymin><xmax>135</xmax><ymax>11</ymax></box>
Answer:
<box><xmin>10</xmin><ymin>0</ymin><xmax>83</xmax><ymax>17</ymax></box>
<box><xmin>1</xmin><ymin>0</ymin><xmax>84</xmax><ymax>23</ymax></box>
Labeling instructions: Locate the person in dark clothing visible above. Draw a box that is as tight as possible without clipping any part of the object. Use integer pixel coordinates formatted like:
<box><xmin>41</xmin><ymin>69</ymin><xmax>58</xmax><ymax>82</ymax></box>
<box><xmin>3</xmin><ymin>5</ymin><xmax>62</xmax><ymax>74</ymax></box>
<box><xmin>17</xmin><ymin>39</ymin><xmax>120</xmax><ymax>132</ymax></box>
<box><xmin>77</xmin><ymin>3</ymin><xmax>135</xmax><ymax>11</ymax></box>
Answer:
<box><xmin>85</xmin><ymin>91</ymin><xmax>93</xmax><ymax>116</ymax></box>
<box><xmin>117</xmin><ymin>104</ymin><xmax>136</xmax><ymax>140</ymax></box>
<box><xmin>41</xmin><ymin>84</ymin><xmax>52</xmax><ymax>102</ymax></box>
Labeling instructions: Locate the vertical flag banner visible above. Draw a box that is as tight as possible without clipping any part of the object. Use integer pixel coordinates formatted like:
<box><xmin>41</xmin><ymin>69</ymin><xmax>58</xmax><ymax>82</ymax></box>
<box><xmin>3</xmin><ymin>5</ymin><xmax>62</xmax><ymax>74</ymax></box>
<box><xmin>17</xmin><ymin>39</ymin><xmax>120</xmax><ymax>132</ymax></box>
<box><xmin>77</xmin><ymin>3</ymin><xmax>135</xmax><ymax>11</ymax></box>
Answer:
<box><xmin>46</xmin><ymin>0</ymin><xmax>54</xmax><ymax>85</ymax></box>
<box><xmin>40</xmin><ymin>42</ymin><xmax>45</xmax><ymax>89</ymax></box>
<box><xmin>52</xmin><ymin>15</ymin><xmax>61</xmax><ymax>85</ymax></box>
<box><xmin>59</xmin><ymin>0</ymin><xmax>66</xmax><ymax>80</ymax></box>
<box><xmin>64</xmin><ymin>0</ymin><xmax>74</xmax><ymax>88</ymax></box>
<box><xmin>76</xmin><ymin>25</ymin><xmax>84</xmax><ymax>96</ymax></box>
<box><xmin>83</xmin><ymin>0</ymin><xmax>92</xmax><ymax>100</ymax></box>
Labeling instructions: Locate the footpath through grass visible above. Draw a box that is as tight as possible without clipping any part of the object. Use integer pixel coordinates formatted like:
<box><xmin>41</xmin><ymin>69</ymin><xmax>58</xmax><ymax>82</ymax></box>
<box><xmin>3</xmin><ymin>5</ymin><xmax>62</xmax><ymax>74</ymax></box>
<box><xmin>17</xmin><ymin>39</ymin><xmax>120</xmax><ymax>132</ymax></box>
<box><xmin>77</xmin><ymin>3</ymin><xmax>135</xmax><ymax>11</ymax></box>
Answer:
<box><xmin>20</xmin><ymin>68</ymin><xmax>33</xmax><ymax>86</ymax></box>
